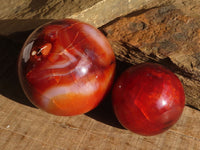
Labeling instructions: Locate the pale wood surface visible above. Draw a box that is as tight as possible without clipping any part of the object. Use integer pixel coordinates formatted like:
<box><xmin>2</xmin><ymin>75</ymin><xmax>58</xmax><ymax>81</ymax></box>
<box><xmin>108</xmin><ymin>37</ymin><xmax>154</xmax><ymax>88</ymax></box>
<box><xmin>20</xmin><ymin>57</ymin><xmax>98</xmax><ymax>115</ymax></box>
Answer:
<box><xmin>0</xmin><ymin>95</ymin><xmax>200</xmax><ymax>150</ymax></box>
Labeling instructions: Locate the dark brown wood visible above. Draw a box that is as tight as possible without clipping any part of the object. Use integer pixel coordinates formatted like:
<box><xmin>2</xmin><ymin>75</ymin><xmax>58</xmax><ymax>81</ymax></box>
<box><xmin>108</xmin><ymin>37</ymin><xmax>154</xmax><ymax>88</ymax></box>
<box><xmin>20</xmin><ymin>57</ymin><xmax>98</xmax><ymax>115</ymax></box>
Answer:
<box><xmin>102</xmin><ymin>6</ymin><xmax>200</xmax><ymax>110</ymax></box>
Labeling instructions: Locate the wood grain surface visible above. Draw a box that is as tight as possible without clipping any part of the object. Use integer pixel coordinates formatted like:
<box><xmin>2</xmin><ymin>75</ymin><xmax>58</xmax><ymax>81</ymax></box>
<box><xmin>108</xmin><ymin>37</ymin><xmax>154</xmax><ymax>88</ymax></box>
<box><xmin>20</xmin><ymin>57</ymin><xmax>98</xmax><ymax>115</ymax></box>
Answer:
<box><xmin>0</xmin><ymin>95</ymin><xmax>199</xmax><ymax>150</ymax></box>
<box><xmin>0</xmin><ymin>0</ymin><xmax>169</xmax><ymax>36</ymax></box>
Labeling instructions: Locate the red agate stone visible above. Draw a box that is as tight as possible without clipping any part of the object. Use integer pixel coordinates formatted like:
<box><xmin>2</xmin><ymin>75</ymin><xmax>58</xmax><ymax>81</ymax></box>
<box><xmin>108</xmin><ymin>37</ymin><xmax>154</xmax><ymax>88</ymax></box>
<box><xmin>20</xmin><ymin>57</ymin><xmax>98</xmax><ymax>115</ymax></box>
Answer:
<box><xmin>112</xmin><ymin>63</ymin><xmax>185</xmax><ymax>136</ymax></box>
<box><xmin>18</xmin><ymin>19</ymin><xmax>116</xmax><ymax>116</ymax></box>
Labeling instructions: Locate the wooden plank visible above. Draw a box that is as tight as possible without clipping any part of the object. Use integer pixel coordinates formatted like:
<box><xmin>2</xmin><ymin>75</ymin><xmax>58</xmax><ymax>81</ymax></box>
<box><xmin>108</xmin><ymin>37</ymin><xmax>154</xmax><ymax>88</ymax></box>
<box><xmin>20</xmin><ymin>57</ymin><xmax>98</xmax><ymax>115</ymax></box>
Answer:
<box><xmin>0</xmin><ymin>0</ymin><xmax>169</xmax><ymax>36</ymax></box>
<box><xmin>0</xmin><ymin>95</ymin><xmax>199</xmax><ymax>150</ymax></box>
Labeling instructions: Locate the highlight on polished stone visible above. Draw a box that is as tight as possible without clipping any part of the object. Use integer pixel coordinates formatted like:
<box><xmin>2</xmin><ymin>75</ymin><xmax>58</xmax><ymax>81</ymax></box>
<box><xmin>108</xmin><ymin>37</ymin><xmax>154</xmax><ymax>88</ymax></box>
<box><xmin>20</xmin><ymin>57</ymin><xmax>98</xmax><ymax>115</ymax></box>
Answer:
<box><xmin>112</xmin><ymin>63</ymin><xmax>185</xmax><ymax>136</ymax></box>
<box><xmin>18</xmin><ymin>19</ymin><xmax>116</xmax><ymax>116</ymax></box>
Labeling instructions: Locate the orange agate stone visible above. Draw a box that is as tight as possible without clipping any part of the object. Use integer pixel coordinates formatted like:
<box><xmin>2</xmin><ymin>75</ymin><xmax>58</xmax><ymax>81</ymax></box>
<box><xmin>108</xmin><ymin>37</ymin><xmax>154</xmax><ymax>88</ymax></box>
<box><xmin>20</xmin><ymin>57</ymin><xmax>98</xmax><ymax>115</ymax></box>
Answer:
<box><xmin>18</xmin><ymin>19</ymin><xmax>116</xmax><ymax>116</ymax></box>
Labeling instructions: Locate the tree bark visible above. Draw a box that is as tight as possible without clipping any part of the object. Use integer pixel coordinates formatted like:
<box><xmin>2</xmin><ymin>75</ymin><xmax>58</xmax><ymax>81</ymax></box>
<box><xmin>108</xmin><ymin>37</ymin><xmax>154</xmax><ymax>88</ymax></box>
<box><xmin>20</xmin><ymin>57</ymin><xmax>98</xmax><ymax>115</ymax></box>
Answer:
<box><xmin>102</xmin><ymin>6</ymin><xmax>200</xmax><ymax>110</ymax></box>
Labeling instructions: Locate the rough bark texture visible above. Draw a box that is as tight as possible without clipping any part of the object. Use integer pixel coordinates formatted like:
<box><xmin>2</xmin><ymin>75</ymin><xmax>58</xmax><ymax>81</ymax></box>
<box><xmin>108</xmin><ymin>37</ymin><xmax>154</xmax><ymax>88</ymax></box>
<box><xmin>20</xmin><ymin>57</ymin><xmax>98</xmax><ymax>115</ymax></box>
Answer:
<box><xmin>0</xmin><ymin>0</ymin><xmax>170</xmax><ymax>36</ymax></box>
<box><xmin>102</xmin><ymin>5</ymin><xmax>200</xmax><ymax>110</ymax></box>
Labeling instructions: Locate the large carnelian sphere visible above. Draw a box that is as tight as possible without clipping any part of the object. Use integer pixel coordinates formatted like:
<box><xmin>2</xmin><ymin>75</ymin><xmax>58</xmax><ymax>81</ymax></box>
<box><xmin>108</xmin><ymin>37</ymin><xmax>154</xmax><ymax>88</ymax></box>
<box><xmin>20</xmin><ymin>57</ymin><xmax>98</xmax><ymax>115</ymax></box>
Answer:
<box><xmin>112</xmin><ymin>63</ymin><xmax>185</xmax><ymax>136</ymax></box>
<box><xmin>18</xmin><ymin>19</ymin><xmax>116</xmax><ymax>116</ymax></box>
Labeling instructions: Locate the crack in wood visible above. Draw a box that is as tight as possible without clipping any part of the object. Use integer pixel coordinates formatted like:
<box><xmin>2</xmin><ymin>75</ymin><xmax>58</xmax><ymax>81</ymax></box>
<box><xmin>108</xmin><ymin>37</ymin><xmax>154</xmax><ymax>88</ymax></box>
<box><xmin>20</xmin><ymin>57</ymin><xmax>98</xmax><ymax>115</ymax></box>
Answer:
<box><xmin>169</xmin><ymin>129</ymin><xmax>200</xmax><ymax>142</ymax></box>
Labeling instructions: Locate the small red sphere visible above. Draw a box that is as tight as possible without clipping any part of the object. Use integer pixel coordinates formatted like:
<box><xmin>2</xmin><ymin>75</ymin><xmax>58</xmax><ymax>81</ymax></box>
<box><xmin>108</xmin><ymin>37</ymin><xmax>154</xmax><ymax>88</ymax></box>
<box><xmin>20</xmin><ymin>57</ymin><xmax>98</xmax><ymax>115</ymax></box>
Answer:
<box><xmin>112</xmin><ymin>63</ymin><xmax>185</xmax><ymax>136</ymax></box>
<box><xmin>18</xmin><ymin>19</ymin><xmax>116</xmax><ymax>116</ymax></box>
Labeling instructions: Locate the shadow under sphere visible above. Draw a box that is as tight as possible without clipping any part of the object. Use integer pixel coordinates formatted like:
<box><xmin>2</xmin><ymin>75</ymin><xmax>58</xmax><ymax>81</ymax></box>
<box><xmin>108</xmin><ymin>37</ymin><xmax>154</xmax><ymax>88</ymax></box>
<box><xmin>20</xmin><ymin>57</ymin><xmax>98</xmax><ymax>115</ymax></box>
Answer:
<box><xmin>0</xmin><ymin>19</ymin><xmax>130</xmax><ymax>129</ymax></box>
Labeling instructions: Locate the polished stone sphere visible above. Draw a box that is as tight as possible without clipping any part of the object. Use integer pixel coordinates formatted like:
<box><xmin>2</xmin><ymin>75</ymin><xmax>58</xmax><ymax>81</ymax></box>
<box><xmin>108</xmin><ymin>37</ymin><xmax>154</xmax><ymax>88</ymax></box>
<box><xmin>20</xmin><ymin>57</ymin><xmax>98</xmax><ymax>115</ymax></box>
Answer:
<box><xmin>18</xmin><ymin>19</ymin><xmax>116</xmax><ymax>116</ymax></box>
<box><xmin>112</xmin><ymin>63</ymin><xmax>185</xmax><ymax>136</ymax></box>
